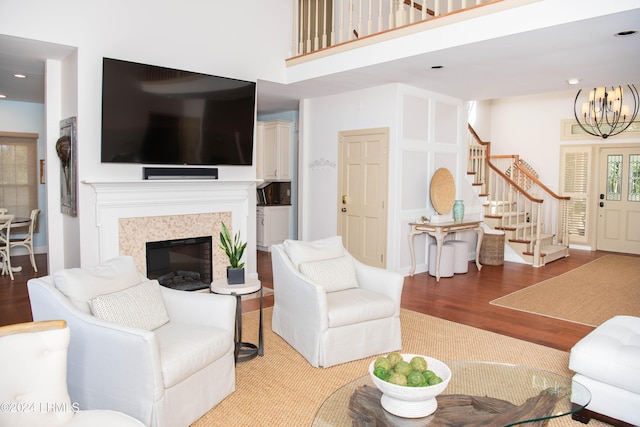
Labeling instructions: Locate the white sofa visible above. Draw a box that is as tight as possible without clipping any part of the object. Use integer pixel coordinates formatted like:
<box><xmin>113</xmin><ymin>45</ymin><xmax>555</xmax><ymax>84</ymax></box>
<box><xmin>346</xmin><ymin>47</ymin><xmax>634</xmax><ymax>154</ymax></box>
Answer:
<box><xmin>27</xmin><ymin>256</ymin><xmax>237</xmax><ymax>427</ymax></box>
<box><xmin>569</xmin><ymin>315</ymin><xmax>640</xmax><ymax>426</ymax></box>
<box><xmin>271</xmin><ymin>237</ymin><xmax>403</xmax><ymax>368</ymax></box>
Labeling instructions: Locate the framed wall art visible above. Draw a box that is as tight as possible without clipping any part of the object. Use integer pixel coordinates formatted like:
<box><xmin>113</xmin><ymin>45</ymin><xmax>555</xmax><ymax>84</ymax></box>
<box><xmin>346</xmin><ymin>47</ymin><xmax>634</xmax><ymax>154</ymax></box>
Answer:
<box><xmin>57</xmin><ymin>117</ymin><xmax>77</xmax><ymax>216</ymax></box>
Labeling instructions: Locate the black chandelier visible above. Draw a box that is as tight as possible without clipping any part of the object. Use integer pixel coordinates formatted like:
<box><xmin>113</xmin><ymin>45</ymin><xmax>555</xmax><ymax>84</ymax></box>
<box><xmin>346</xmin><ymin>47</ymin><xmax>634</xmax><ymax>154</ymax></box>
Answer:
<box><xmin>573</xmin><ymin>84</ymin><xmax>639</xmax><ymax>139</ymax></box>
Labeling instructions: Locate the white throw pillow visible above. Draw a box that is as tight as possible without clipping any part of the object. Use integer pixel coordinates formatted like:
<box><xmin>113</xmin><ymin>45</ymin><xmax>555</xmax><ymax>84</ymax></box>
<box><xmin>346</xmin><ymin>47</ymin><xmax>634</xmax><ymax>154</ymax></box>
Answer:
<box><xmin>283</xmin><ymin>236</ymin><xmax>346</xmax><ymax>270</ymax></box>
<box><xmin>53</xmin><ymin>256</ymin><xmax>143</xmax><ymax>313</ymax></box>
<box><xmin>299</xmin><ymin>255</ymin><xmax>359</xmax><ymax>293</ymax></box>
<box><xmin>88</xmin><ymin>280</ymin><xmax>170</xmax><ymax>331</ymax></box>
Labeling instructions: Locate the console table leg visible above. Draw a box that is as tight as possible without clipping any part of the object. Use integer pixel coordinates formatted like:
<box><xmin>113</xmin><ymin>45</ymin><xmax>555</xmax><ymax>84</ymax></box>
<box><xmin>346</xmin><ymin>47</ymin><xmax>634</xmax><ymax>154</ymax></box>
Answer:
<box><xmin>474</xmin><ymin>226</ymin><xmax>484</xmax><ymax>271</ymax></box>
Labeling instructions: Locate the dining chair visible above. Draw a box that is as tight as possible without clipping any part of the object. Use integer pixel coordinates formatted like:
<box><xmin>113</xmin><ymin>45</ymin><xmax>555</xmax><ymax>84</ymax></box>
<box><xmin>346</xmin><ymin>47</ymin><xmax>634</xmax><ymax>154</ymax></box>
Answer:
<box><xmin>10</xmin><ymin>208</ymin><xmax>40</xmax><ymax>272</ymax></box>
<box><xmin>0</xmin><ymin>214</ymin><xmax>15</xmax><ymax>280</ymax></box>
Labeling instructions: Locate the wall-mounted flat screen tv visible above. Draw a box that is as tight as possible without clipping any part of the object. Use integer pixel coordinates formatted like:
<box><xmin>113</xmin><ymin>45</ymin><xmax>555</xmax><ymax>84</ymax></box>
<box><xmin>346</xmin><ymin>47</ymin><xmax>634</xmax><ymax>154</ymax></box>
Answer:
<box><xmin>101</xmin><ymin>58</ymin><xmax>256</xmax><ymax>166</ymax></box>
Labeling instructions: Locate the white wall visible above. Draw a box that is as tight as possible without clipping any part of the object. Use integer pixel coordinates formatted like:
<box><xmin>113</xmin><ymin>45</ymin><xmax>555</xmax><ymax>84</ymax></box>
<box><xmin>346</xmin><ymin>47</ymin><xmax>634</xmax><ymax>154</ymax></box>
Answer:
<box><xmin>485</xmin><ymin>89</ymin><xmax>640</xmax><ymax>194</ymax></box>
<box><xmin>299</xmin><ymin>83</ymin><xmax>469</xmax><ymax>273</ymax></box>
<box><xmin>0</xmin><ymin>0</ymin><xmax>294</xmax><ymax>271</ymax></box>
<box><xmin>299</xmin><ymin>84</ymin><xmax>398</xmax><ymax>240</ymax></box>
<box><xmin>0</xmin><ymin>100</ymin><xmax>48</xmax><ymax>254</ymax></box>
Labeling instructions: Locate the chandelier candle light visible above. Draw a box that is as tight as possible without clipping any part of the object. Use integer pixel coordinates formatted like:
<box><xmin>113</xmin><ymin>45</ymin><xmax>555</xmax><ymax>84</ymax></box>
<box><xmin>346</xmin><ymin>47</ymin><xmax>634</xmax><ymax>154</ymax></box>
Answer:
<box><xmin>574</xmin><ymin>84</ymin><xmax>639</xmax><ymax>139</ymax></box>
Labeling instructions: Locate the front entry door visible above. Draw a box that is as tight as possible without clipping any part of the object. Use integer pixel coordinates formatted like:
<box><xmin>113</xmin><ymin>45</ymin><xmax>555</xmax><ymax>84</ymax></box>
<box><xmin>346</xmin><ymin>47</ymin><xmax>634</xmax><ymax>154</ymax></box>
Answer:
<box><xmin>337</xmin><ymin>128</ymin><xmax>389</xmax><ymax>267</ymax></box>
<box><xmin>596</xmin><ymin>145</ymin><xmax>640</xmax><ymax>254</ymax></box>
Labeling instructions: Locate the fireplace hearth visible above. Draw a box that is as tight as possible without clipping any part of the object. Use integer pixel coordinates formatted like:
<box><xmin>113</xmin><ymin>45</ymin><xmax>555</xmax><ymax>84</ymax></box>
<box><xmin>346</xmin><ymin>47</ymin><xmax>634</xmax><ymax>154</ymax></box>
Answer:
<box><xmin>146</xmin><ymin>236</ymin><xmax>212</xmax><ymax>292</ymax></box>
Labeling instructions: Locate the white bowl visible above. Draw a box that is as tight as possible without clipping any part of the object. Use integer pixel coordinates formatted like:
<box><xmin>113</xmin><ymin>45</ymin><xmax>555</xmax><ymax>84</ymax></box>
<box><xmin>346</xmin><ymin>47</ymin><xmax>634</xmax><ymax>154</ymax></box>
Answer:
<box><xmin>369</xmin><ymin>354</ymin><xmax>451</xmax><ymax>418</ymax></box>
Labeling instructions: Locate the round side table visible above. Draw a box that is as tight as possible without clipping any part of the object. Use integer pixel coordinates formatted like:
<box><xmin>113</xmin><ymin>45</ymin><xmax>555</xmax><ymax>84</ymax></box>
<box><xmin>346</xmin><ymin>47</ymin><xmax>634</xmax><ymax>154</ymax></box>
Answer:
<box><xmin>210</xmin><ymin>277</ymin><xmax>263</xmax><ymax>362</ymax></box>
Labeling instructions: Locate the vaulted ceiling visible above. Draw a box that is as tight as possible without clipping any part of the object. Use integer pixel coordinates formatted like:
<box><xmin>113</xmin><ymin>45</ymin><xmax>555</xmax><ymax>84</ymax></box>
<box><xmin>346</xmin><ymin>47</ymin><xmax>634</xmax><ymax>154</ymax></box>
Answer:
<box><xmin>1</xmin><ymin>7</ymin><xmax>639</xmax><ymax>115</ymax></box>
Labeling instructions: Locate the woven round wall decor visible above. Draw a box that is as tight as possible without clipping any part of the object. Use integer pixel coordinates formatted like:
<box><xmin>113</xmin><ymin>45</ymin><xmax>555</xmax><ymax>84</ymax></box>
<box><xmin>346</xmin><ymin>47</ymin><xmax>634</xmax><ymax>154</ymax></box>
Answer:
<box><xmin>430</xmin><ymin>168</ymin><xmax>455</xmax><ymax>214</ymax></box>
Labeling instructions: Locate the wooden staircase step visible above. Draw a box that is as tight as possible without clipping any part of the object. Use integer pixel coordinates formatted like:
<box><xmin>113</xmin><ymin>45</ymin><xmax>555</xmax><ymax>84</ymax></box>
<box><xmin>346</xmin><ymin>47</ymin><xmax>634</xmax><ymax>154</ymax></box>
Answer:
<box><xmin>509</xmin><ymin>239</ymin><xmax>531</xmax><ymax>244</ymax></box>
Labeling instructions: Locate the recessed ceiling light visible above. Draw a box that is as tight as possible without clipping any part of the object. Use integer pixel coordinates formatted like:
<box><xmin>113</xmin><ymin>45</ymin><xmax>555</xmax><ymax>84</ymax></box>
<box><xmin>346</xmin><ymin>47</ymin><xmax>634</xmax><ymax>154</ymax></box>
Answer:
<box><xmin>567</xmin><ymin>78</ymin><xmax>581</xmax><ymax>85</ymax></box>
<box><xmin>13</xmin><ymin>73</ymin><xmax>27</xmax><ymax>79</ymax></box>
<box><xmin>614</xmin><ymin>30</ymin><xmax>638</xmax><ymax>37</ymax></box>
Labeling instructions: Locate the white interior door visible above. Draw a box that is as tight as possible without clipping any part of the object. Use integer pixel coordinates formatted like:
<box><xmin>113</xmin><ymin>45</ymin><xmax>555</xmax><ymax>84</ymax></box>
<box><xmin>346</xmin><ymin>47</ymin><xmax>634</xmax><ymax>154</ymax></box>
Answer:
<box><xmin>337</xmin><ymin>128</ymin><xmax>388</xmax><ymax>267</ymax></box>
<box><xmin>596</xmin><ymin>145</ymin><xmax>640</xmax><ymax>254</ymax></box>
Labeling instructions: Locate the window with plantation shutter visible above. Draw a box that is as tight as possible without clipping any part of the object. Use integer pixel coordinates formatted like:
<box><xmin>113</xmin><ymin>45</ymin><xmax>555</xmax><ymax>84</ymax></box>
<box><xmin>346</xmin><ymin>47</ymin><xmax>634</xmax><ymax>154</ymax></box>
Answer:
<box><xmin>0</xmin><ymin>132</ymin><xmax>39</xmax><ymax>218</ymax></box>
<box><xmin>560</xmin><ymin>146</ymin><xmax>591</xmax><ymax>244</ymax></box>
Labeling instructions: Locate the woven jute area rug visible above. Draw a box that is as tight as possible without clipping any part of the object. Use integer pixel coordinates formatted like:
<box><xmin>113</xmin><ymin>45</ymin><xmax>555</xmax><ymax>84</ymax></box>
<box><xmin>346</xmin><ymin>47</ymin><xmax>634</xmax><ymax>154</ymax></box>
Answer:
<box><xmin>491</xmin><ymin>254</ymin><xmax>640</xmax><ymax>327</ymax></box>
<box><xmin>192</xmin><ymin>308</ymin><xmax>608</xmax><ymax>427</ymax></box>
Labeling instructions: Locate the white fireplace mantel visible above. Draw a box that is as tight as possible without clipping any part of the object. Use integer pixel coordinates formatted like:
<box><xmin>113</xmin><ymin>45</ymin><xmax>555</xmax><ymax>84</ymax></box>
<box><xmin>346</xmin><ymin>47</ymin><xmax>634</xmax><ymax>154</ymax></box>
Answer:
<box><xmin>85</xmin><ymin>179</ymin><xmax>258</xmax><ymax>266</ymax></box>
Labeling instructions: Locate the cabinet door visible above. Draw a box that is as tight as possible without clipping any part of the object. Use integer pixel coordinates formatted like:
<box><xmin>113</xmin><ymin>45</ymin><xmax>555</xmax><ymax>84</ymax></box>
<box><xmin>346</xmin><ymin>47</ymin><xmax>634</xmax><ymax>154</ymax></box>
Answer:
<box><xmin>256</xmin><ymin>208</ymin><xmax>265</xmax><ymax>247</ymax></box>
<box><xmin>268</xmin><ymin>207</ymin><xmax>291</xmax><ymax>244</ymax></box>
<box><xmin>262</xmin><ymin>124</ymin><xmax>279</xmax><ymax>180</ymax></box>
<box><xmin>276</xmin><ymin>122</ymin><xmax>292</xmax><ymax>180</ymax></box>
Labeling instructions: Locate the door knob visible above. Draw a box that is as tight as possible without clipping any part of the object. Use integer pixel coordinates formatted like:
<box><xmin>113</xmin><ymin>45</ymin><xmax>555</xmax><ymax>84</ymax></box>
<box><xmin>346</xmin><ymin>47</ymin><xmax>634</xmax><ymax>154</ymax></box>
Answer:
<box><xmin>341</xmin><ymin>207</ymin><xmax>347</xmax><ymax>212</ymax></box>
<box><xmin>342</xmin><ymin>195</ymin><xmax>349</xmax><ymax>204</ymax></box>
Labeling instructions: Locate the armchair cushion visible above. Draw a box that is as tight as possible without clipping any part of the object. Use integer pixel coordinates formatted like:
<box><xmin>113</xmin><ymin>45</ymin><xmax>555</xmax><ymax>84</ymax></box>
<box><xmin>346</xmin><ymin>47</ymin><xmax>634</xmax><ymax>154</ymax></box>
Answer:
<box><xmin>326</xmin><ymin>288</ymin><xmax>396</xmax><ymax>327</ymax></box>
<box><xmin>53</xmin><ymin>256</ymin><xmax>142</xmax><ymax>313</ymax></box>
<box><xmin>154</xmin><ymin>322</ymin><xmax>234</xmax><ymax>388</ymax></box>
<box><xmin>283</xmin><ymin>236</ymin><xmax>346</xmax><ymax>269</ymax></box>
<box><xmin>299</xmin><ymin>255</ymin><xmax>359</xmax><ymax>292</ymax></box>
<box><xmin>88</xmin><ymin>279</ymin><xmax>170</xmax><ymax>331</ymax></box>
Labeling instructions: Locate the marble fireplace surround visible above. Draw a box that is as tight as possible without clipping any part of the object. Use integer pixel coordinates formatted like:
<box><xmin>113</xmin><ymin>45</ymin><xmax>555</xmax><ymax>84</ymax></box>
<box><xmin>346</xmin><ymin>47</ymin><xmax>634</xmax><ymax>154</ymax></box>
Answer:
<box><xmin>87</xmin><ymin>180</ymin><xmax>255</xmax><ymax>278</ymax></box>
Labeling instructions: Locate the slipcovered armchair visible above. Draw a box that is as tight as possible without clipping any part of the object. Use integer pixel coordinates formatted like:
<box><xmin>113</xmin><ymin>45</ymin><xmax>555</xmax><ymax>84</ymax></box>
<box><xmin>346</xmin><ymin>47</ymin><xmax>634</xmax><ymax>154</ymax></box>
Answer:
<box><xmin>271</xmin><ymin>236</ymin><xmax>403</xmax><ymax>368</ymax></box>
<box><xmin>27</xmin><ymin>256</ymin><xmax>236</xmax><ymax>427</ymax></box>
<box><xmin>0</xmin><ymin>320</ymin><xmax>145</xmax><ymax>427</ymax></box>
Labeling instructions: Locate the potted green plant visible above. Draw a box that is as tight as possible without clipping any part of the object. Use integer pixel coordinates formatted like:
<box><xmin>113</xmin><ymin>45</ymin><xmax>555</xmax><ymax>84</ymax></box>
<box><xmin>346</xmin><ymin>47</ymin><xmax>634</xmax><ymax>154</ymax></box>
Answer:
<box><xmin>219</xmin><ymin>222</ymin><xmax>247</xmax><ymax>284</ymax></box>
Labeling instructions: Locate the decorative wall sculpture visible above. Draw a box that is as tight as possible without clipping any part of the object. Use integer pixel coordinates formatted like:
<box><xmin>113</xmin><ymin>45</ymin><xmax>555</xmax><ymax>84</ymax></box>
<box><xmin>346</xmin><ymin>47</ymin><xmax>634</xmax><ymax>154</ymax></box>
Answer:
<box><xmin>57</xmin><ymin>117</ymin><xmax>77</xmax><ymax>216</ymax></box>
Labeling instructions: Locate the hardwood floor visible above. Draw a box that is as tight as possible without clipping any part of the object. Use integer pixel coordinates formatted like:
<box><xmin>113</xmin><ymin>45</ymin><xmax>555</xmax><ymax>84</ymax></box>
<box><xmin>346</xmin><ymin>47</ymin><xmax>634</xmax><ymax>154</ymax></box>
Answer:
<box><xmin>0</xmin><ymin>249</ymin><xmax>618</xmax><ymax>353</ymax></box>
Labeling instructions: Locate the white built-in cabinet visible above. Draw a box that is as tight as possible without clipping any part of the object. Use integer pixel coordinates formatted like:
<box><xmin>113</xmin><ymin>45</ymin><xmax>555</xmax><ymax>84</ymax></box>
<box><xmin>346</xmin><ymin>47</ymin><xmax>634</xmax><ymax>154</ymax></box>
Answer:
<box><xmin>256</xmin><ymin>120</ymin><xmax>292</xmax><ymax>181</ymax></box>
<box><xmin>256</xmin><ymin>205</ymin><xmax>292</xmax><ymax>251</ymax></box>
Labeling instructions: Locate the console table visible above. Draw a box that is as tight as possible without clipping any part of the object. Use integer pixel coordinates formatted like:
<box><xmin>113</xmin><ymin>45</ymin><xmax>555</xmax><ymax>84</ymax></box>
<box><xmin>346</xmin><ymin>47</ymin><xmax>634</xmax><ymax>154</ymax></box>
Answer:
<box><xmin>409</xmin><ymin>219</ymin><xmax>484</xmax><ymax>282</ymax></box>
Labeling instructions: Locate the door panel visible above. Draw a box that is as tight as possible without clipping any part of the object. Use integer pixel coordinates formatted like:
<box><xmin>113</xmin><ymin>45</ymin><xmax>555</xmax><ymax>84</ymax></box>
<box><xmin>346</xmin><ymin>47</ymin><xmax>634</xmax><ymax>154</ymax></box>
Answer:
<box><xmin>596</xmin><ymin>146</ymin><xmax>640</xmax><ymax>254</ymax></box>
<box><xmin>338</xmin><ymin>128</ymin><xmax>389</xmax><ymax>267</ymax></box>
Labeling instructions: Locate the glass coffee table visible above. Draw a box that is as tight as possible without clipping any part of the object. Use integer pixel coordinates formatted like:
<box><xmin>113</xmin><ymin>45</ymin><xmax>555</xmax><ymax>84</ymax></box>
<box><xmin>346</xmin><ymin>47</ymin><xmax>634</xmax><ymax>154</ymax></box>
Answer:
<box><xmin>313</xmin><ymin>361</ymin><xmax>590</xmax><ymax>426</ymax></box>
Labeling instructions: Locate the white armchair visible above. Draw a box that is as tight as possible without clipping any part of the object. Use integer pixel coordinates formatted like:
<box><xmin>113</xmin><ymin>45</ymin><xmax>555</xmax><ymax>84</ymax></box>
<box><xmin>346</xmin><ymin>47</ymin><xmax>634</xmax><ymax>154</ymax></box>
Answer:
<box><xmin>271</xmin><ymin>237</ymin><xmax>403</xmax><ymax>368</ymax></box>
<box><xmin>0</xmin><ymin>320</ymin><xmax>145</xmax><ymax>427</ymax></box>
<box><xmin>27</xmin><ymin>256</ymin><xmax>236</xmax><ymax>427</ymax></box>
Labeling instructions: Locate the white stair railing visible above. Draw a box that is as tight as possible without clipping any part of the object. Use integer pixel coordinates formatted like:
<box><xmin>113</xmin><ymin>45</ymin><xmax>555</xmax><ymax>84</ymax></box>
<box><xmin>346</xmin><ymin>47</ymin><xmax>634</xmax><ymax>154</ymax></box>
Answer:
<box><xmin>467</xmin><ymin>126</ymin><xmax>570</xmax><ymax>267</ymax></box>
<box><xmin>293</xmin><ymin>0</ymin><xmax>496</xmax><ymax>56</ymax></box>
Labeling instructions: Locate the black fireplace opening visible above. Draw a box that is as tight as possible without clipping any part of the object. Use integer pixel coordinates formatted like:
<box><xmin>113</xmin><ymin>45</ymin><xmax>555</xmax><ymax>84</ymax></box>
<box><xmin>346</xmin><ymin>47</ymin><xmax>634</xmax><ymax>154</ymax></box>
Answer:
<box><xmin>146</xmin><ymin>236</ymin><xmax>212</xmax><ymax>291</ymax></box>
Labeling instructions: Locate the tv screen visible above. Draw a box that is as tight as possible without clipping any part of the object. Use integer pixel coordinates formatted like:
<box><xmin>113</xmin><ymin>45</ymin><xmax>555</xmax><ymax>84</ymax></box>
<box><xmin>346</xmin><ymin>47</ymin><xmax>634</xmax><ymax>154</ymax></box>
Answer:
<box><xmin>101</xmin><ymin>58</ymin><xmax>256</xmax><ymax>166</ymax></box>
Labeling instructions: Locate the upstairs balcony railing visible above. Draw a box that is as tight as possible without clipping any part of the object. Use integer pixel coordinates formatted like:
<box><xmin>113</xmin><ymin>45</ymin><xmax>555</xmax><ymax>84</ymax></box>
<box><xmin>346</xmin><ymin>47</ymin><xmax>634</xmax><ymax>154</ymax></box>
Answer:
<box><xmin>293</xmin><ymin>0</ymin><xmax>499</xmax><ymax>57</ymax></box>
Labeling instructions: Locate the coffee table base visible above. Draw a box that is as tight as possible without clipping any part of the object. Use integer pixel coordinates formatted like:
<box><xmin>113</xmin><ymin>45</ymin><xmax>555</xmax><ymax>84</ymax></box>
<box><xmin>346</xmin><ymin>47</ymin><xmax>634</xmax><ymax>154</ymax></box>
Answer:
<box><xmin>350</xmin><ymin>385</ymin><xmax>564</xmax><ymax>426</ymax></box>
